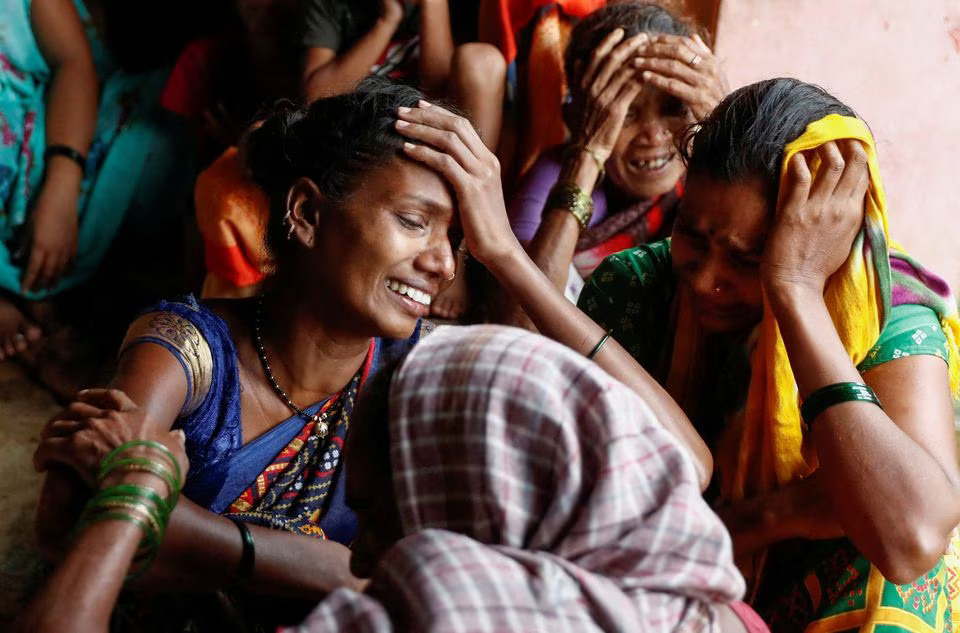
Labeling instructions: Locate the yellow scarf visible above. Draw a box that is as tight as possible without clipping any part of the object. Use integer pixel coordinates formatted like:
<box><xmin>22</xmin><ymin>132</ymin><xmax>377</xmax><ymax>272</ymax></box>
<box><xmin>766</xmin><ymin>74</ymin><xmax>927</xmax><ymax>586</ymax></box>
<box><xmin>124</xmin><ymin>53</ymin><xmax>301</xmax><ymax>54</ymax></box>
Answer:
<box><xmin>726</xmin><ymin>114</ymin><xmax>960</xmax><ymax>501</ymax></box>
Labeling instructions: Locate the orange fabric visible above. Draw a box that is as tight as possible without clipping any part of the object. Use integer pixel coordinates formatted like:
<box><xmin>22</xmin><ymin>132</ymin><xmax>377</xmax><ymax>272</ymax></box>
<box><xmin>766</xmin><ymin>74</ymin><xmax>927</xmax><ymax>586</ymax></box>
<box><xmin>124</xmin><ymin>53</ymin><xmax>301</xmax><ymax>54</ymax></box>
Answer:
<box><xmin>194</xmin><ymin>147</ymin><xmax>273</xmax><ymax>296</ymax></box>
<box><xmin>496</xmin><ymin>0</ymin><xmax>604</xmax><ymax>62</ymax></box>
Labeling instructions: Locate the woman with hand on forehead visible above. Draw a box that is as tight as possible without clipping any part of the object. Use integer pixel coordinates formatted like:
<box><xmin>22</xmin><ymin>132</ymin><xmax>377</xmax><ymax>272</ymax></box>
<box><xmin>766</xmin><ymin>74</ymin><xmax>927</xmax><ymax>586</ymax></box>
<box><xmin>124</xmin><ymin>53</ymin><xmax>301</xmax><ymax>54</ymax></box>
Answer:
<box><xmin>497</xmin><ymin>1</ymin><xmax>727</xmax><ymax>324</ymax></box>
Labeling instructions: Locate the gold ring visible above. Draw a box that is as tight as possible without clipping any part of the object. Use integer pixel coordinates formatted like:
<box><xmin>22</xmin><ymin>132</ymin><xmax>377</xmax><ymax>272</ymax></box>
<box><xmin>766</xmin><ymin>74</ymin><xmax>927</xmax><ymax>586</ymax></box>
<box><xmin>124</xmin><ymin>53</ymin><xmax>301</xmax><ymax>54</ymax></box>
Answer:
<box><xmin>689</xmin><ymin>53</ymin><xmax>703</xmax><ymax>67</ymax></box>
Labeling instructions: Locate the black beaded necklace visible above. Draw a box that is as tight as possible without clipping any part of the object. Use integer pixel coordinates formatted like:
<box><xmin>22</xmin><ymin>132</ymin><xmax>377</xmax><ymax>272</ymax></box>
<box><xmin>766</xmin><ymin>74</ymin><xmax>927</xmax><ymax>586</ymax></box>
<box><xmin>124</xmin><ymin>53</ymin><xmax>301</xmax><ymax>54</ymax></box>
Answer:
<box><xmin>253</xmin><ymin>296</ymin><xmax>330</xmax><ymax>438</ymax></box>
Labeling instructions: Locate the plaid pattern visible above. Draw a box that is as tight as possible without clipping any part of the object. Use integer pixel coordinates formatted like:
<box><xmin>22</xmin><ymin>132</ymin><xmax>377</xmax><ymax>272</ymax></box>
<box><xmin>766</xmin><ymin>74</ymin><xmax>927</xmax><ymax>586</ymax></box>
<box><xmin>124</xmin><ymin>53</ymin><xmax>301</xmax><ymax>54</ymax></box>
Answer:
<box><xmin>291</xmin><ymin>325</ymin><xmax>745</xmax><ymax>631</ymax></box>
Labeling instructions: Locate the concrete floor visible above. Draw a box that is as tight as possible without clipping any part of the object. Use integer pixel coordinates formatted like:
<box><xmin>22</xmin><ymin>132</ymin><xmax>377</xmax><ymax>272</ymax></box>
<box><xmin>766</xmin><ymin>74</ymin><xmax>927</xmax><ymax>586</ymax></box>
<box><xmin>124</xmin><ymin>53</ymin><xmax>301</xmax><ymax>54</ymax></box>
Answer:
<box><xmin>0</xmin><ymin>360</ymin><xmax>58</xmax><ymax>626</ymax></box>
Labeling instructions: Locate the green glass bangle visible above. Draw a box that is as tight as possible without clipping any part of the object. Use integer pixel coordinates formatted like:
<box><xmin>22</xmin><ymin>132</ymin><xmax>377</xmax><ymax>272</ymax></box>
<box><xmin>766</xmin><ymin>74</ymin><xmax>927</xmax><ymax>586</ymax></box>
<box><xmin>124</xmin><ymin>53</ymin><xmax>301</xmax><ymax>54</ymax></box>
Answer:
<box><xmin>89</xmin><ymin>485</ymin><xmax>170</xmax><ymax>534</ymax></box>
<box><xmin>101</xmin><ymin>440</ymin><xmax>182</xmax><ymax>487</ymax></box>
<box><xmin>86</xmin><ymin>499</ymin><xmax>164</xmax><ymax>541</ymax></box>
<box><xmin>93</xmin><ymin>483</ymin><xmax>169</xmax><ymax>517</ymax></box>
<box><xmin>586</xmin><ymin>330</ymin><xmax>613</xmax><ymax>360</ymax></box>
<box><xmin>78</xmin><ymin>506</ymin><xmax>160</xmax><ymax>561</ymax></box>
<box><xmin>99</xmin><ymin>457</ymin><xmax>179</xmax><ymax>508</ymax></box>
<box><xmin>800</xmin><ymin>381</ymin><xmax>882</xmax><ymax>428</ymax></box>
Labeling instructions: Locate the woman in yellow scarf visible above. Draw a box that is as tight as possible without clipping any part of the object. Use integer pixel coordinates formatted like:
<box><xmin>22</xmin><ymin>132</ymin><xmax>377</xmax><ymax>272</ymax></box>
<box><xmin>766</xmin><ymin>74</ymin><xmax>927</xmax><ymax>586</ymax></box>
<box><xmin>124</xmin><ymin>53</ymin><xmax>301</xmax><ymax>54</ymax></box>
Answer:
<box><xmin>579</xmin><ymin>77</ymin><xmax>960</xmax><ymax>631</ymax></box>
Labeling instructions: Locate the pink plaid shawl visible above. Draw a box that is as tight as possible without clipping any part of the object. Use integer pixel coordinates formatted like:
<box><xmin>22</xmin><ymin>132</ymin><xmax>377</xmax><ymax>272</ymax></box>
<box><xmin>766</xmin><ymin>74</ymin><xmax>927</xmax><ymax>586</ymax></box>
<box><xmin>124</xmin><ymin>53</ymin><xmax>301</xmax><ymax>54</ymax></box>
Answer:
<box><xmin>291</xmin><ymin>325</ymin><xmax>745</xmax><ymax>632</ymax></box>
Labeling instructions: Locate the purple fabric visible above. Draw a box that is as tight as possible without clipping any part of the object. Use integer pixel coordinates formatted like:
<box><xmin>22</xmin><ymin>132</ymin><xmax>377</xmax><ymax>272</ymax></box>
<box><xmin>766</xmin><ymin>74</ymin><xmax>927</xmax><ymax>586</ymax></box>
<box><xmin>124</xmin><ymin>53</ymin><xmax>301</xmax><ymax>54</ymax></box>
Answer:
<box><xmin>508</xmin><ymin>146</ymin><xmax>609</xmax><ymax>242</ymax></box>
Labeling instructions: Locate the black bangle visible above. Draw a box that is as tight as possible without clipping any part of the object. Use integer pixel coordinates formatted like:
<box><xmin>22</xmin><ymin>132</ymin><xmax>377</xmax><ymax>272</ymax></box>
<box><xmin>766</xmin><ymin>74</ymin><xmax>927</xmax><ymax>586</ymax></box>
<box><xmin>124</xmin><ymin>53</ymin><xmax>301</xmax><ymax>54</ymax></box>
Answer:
<box><xmin>800</xmin><ymin>381</ymin><xmax>882</xmax><ymax>428</ymax></box>
<box><xmin>44</xmin><ymin>144</ymin><xmax>87</xmax><ymax>176</ymax></box>
<box><xmin>586</xmin><ymin>329</ymin><xmax>613</xmax><ymax>360</ymax></box>
<box><xmin>228</xmin><ymin>517</ymin><xmax>255</xmax><ymax>584</ymax></box>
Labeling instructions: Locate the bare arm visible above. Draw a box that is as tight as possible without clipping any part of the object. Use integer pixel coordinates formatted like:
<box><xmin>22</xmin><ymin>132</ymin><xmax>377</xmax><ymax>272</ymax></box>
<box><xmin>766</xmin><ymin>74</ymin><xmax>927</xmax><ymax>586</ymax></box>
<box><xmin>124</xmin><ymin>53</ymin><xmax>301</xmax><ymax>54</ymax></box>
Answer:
<box><xmin>302</xmin><ymin>1</ymin><xmax>403</xmax><ymax>102</ymax></box>
<box><xmin>395</xmin><ymin>102</ymin><xmax>714</xmax><ymax>489</ymax></box>
<box><xmin>24</xmin><ymin>0</ymin><xmax>98</xmax><ymax>292</ymax></box>
<box><xmin>21</xmin><ymin>430</ymin><xmax>188</xmax><ymax>633</ymax></box>
<box><xmin>494</xmin><ymin>28</ymin><xmax>644</xmax><ymax>328</ymax></box>
<box><xmin>759</xmin><ymin>141</ymin><xmax>960</xmax><ymax>583</ymax></box>
<box><xmin>35</xmin><ymin>344</ymin><xmax>362</xmax><ymax>597</ymax></box>
<box><xmin>417</xmin><ymin>0</ymin><xmax>454</xmax><ymax>94</ymax></box>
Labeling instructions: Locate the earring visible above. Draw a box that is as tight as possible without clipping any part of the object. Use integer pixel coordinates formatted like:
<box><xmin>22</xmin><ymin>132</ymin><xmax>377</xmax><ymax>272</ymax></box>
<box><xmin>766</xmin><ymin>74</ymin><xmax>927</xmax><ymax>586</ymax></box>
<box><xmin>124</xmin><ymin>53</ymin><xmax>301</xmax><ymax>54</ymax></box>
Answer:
<box><xmin>446</xmin><ymin>271</ymin><xmax>456</xmax><ymax>281</ymax></box>
<box><xmin>283</xmin><ymin>209</ymin><xmax>295</xmax><ymax>240</ymax></box>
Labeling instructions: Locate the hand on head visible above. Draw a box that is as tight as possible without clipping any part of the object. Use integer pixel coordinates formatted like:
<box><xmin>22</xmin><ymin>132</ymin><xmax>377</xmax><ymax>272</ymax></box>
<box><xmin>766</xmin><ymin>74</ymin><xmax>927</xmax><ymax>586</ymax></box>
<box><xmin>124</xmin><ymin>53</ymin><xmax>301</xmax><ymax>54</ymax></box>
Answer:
<box><xmin>761</xmin><ymin>139</ymin><xmax>870</xmax><ymax>296</ymax></box>
<box><xmin>394</xmin><ymin>101</ymin><xmax>520</xmax><ymax>266</ymax></box>
<box><xmin>569</xmin><ymin>28</ymin><xmax>650</xmax><ymax>161</ymax></box>
<box><xmin>633</xmin><ymin>33</ymin><xmax>728</xmax><ymax>121</ymax></box>
<box><xmin>34</xmin><ymin>388</ymin><xmax>189</xmax><ymax>491</ymax></box>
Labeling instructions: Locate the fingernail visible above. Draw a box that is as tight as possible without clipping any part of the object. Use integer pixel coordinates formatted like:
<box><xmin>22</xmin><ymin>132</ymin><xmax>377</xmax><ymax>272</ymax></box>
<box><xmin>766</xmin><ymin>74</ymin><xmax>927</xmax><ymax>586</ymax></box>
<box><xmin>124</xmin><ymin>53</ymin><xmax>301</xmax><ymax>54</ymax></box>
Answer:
<box><xmin>395</xmin><ymin>120</ymin><xmax>409</xmax><ymax>128</ymax></box>
<box><xmin>404</xmin><ymin>142</ymin><xmax>416</xmax><ymax>150</ymax></box>
<box><xmin>78</xmin><ymin>389</ymin><xmax>89</xmax><ymax>395</ymax></box>
<box><xmin>418</xmin><ymin>100</ymin><xmax>432</xmax><ymax>108</ymax></box>
<box><xmin>398</xmin><ymin>106</ymin><xmax>410</xmax><ymax>114</ymax></box>
<box><xmin>633</xmin><ymin>57</ymin><xmax>644</xmax><ymax>66</ymax></box>
<box><xmin>642</xmin><ymin>71</ymin><xmax>652</xmax><ymax>80</ymax></box>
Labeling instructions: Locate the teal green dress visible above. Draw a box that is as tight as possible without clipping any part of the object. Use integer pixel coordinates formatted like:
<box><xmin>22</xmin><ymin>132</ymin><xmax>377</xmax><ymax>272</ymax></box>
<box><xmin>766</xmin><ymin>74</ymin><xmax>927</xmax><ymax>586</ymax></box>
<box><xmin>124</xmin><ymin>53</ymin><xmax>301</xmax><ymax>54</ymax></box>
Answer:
<box><xmin>0</xmin><ymin>0</ymin><xmax>182</xmax><ymax>298</ymax></box>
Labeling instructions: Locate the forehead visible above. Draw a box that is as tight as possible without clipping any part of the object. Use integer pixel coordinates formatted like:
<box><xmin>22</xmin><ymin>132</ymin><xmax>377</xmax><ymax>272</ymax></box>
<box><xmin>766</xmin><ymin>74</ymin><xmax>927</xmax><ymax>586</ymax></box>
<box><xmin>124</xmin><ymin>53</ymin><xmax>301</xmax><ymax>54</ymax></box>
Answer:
<box><xmin>679</xmin><ymin>176</ymin><xmax>771</xmax><ymax>250</ymax></box>
<box><xmin>350</xmin><ymin>158</ymin><xmax>455</xmax><ymax>221</ymax></box>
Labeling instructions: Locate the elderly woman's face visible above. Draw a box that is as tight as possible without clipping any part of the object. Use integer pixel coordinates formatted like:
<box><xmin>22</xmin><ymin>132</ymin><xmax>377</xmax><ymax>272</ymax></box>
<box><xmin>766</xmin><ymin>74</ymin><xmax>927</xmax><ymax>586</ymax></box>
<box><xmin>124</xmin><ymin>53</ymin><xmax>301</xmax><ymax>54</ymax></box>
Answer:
<box><xmin>670</xmin><ymin>175</ymin><xmax>768</xmax><ymax>333</ymax></box>
<box><xmin>606</xmin><ymin>86</ymin><xmax>691</xmax><ymax>200</ymax></box>
<box><xmin>308</xmin><ymin>158</ymin><xmax>456</xmax><ymax>340</ymax></box>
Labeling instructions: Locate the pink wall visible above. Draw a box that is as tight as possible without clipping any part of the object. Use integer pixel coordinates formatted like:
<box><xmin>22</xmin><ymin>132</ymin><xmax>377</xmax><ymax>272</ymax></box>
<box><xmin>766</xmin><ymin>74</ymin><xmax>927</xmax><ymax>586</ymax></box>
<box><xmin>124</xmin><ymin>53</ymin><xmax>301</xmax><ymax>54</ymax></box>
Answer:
<box><xmin>714</xmin><ymin>0</ymin><xmax>960</xmax><ymax>289</ymax></box>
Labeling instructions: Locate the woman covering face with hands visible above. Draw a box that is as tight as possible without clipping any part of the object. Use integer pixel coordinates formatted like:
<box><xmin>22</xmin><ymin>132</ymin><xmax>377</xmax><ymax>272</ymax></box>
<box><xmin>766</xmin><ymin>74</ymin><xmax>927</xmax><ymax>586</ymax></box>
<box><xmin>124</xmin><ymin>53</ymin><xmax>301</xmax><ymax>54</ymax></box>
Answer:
<box><xmin>499</xmin><ymin>1</ymin><xmax>727</xmax><ymax>325</ymax></box>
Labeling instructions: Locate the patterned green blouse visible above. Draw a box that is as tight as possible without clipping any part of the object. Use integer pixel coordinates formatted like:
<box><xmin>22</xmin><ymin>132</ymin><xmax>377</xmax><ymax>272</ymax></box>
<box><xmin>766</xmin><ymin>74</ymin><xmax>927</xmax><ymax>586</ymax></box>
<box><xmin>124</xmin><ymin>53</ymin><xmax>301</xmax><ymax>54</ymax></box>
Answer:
<box><xmin>578</xmin><ymin>239</ymin><xmax>948</xmax><ymax>380</ymax></box>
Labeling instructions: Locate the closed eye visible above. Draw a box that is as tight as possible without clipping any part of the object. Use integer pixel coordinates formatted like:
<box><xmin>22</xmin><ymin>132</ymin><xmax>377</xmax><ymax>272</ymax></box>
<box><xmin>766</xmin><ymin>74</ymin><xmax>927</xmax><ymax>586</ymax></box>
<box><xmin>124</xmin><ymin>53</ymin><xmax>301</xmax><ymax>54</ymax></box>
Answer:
<box><xmin>396</xmin><ymin>213</ymin><xmax>426</xmax><ymax>231</ymax></box>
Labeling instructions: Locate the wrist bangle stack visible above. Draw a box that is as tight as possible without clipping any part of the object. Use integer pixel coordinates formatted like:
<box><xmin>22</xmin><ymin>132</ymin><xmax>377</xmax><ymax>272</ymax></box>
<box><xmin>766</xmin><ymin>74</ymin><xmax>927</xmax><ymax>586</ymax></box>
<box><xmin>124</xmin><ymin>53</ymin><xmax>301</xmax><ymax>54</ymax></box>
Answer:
<box><xmin>546</xmin><ymin>180</ymin><xmax>594</xmax><ymax>231</ymax></box>
<box><xmin>78</xmin><ymin>440</ymin><xmax>183</xmax><ymax>581</ymax></box>
<box><xmin>800</xmin><ymin>381</ymin><xmax>882</xmax><ymax>428</ymax></box>
<box><xmin>44</xmin><ymin>144</ymin><xmax>87</xmax><ymax>176</ymax></box>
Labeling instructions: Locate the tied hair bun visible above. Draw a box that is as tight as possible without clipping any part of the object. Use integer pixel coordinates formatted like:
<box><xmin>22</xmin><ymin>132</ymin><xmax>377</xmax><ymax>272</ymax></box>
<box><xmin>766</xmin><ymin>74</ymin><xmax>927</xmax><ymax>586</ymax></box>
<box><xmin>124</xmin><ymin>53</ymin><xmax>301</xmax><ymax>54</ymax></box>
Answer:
<box><xmin>243</xmin><ymin>100</ymin><xmax>309</xmax><ymax>198</ymax></box>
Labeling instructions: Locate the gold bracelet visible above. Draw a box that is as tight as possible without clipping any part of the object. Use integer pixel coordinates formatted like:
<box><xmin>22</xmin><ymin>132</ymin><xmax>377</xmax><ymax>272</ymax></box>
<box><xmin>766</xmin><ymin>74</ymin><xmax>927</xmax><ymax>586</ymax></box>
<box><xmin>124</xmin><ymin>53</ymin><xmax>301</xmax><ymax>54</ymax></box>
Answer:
<box><xmin>545</xmin><ymin>180</ymin><xmax>594</xmax><ymax>231</ymax></box>
<box><xmin>566</xmin><ymin>143</ymin><xmax>606</xmax><ymax>184</ymax></box>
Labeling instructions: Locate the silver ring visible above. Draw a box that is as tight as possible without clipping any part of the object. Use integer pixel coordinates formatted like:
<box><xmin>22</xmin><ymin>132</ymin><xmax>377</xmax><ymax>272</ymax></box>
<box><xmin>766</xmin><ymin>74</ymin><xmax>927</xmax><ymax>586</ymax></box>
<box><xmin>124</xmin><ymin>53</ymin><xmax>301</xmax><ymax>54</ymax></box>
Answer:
<box><xmin>689</xmin><ymin>53</ymin><xmax>703</xmax><ymax>67</ymax></box>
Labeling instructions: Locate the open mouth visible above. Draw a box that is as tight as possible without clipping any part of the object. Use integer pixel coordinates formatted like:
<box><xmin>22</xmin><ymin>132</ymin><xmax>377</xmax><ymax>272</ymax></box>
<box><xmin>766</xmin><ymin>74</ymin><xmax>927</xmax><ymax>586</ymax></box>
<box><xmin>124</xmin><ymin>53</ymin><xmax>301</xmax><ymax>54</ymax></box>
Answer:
<box><xmin>386</xmin><ymin>278</ymin><xmax>432</xmax><ymax>307</ymax></box>
<box><xmin>629</xmin><ymin>153</ymin><xmax>674</xmax><ymax>173</ymax></box>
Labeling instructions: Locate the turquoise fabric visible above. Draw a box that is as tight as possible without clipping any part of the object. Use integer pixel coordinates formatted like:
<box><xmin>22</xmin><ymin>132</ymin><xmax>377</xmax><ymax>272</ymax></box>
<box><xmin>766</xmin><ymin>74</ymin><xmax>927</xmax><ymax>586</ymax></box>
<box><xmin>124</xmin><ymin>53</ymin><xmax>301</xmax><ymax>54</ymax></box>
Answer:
<box><xmin>0</xmin><ymin>0</ymin><xmax>180</xmax><ymax>298</ymax></box>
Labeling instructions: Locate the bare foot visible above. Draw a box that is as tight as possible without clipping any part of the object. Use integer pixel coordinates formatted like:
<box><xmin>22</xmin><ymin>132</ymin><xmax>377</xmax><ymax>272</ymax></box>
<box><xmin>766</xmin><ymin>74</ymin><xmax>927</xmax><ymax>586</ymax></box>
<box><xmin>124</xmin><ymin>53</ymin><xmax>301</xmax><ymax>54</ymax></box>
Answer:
<box><xmin>0</xmin><ymin>297</ymin><xmax>42</xmax><ymax>360</ymax></box>
<box><xmin>430</xmin><ymin>274</ymin><xmax>470</xmax><ymax>321</ymax></box>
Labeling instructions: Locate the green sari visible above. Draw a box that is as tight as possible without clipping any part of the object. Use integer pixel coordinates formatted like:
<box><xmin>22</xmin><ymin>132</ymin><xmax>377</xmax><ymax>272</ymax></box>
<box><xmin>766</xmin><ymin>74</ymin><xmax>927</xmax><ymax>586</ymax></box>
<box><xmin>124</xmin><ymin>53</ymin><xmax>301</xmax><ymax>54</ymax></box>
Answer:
<box><xmin>578</xmin><ymin>239</ymin><xmax>957</xmax><ymax>632</ymax></box>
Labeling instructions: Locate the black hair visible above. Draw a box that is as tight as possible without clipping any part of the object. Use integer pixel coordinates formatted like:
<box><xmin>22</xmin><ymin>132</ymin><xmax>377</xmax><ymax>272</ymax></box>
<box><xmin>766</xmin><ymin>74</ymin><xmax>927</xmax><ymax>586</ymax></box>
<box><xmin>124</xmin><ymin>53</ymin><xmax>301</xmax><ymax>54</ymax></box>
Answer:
<box><xmin>564</xmin><ymin>1</ymin><xmax>693</xmax><ymax>86</ymax></box>
<box><xmin>243</xmin><ymin>78</ymin><xmax>426</xmax><ymax>258</ymax></box>
<box><xmin>681</xmin><ymin>78</ymin><xmax>858</xmax><ymax>203</ymax></box>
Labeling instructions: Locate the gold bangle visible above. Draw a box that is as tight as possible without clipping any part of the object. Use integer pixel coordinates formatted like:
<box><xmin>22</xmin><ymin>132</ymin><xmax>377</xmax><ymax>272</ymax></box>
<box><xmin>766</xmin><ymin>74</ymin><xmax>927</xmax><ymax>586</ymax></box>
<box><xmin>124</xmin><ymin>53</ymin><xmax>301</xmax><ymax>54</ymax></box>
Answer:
<box><xmin>566</xmin><ymin>144</ymin><xmax>606</xmax><ymax>184</ymax></box>
<box><xmin>545</xmin><ymin>180</ymin><xmax>594</xmax><ymax>231</ymax></box>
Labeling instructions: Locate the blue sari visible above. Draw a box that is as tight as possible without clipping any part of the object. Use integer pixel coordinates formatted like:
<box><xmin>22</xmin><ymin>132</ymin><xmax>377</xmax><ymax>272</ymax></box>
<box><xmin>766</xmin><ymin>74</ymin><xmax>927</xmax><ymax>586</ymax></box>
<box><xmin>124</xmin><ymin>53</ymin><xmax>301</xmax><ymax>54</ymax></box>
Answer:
<box><xmin>129</xmin><ymin>296</ymin><xmax>426</xmax><ymax>544</ymax></box>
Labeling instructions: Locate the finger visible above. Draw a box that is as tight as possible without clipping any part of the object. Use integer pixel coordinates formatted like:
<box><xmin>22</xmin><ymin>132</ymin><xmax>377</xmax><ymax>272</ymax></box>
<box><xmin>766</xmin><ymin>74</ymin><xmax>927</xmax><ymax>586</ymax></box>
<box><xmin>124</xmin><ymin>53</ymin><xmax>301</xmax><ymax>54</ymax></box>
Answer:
<box><xmin>41</xmin><ymin>419</ymin><xmax>84</xmax><ymax>439</ymax></box>
<box><xmin>635</xmin><ymin>54</ymin><xmax>702</xmax><ymax>87</ymax></box>
<box><xmin>77</xmin><ymin>388</ymin><xmax>139</xmax><ymax>412</ymax></box>
<box><xmin>596</xmin><ymin>62</ymin><xmax>643</xmax><ymax>106</ymax></box>
<box><xmin>402</xmin><ymin>141</ymin><xmax>471</xmax><ymax>189</ymax></box>
<box><xmin>779</xmin><ymin>153</ymin><xmax>813</xmax><ymax>214</ymax></box>
<box><xmin>591</xmin><ymin>32</ymin><xmax>650</xmax><ymax>96</ymax></box>
<box><xmin>640</xmin><ymin>71</ymin><xmax>701</xmax><ymax>111</ymax></box>
<box><xmin>808</xmin><ymin>141</ymin><xmax>845</xmax><ymax>201</ymax></box>
<box><xmin>397</xmin><ymin>104</ymin><xmax>488</xmax><ymax>171</ymax></box>
<box><xmin>833</xmin><ymin>139</ymin><xmax>870</xmax><ymax>201</ymax></box>
<box><xmin>692</xmin><ymin>33</ymin><xmax>712</xmax><ymax>54</ymax></box>
<box><xmin>21</xmin><ymin>247</ymin><xmax>45</xmax><ymax>293</ymax></box>
<box><xmin>642</xmin><ymin>36</ymin><xmax>705</xmax><ymax>66</ymax></box>
<box><xmin>580</xmin><ymin>28</ymin><xmax>627</xmax><ymax>90</ymax></box>
<box><xmin>33</xmin><ymin>436</ymin><xmax>75</xmax><ymax>473</ymax></box>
